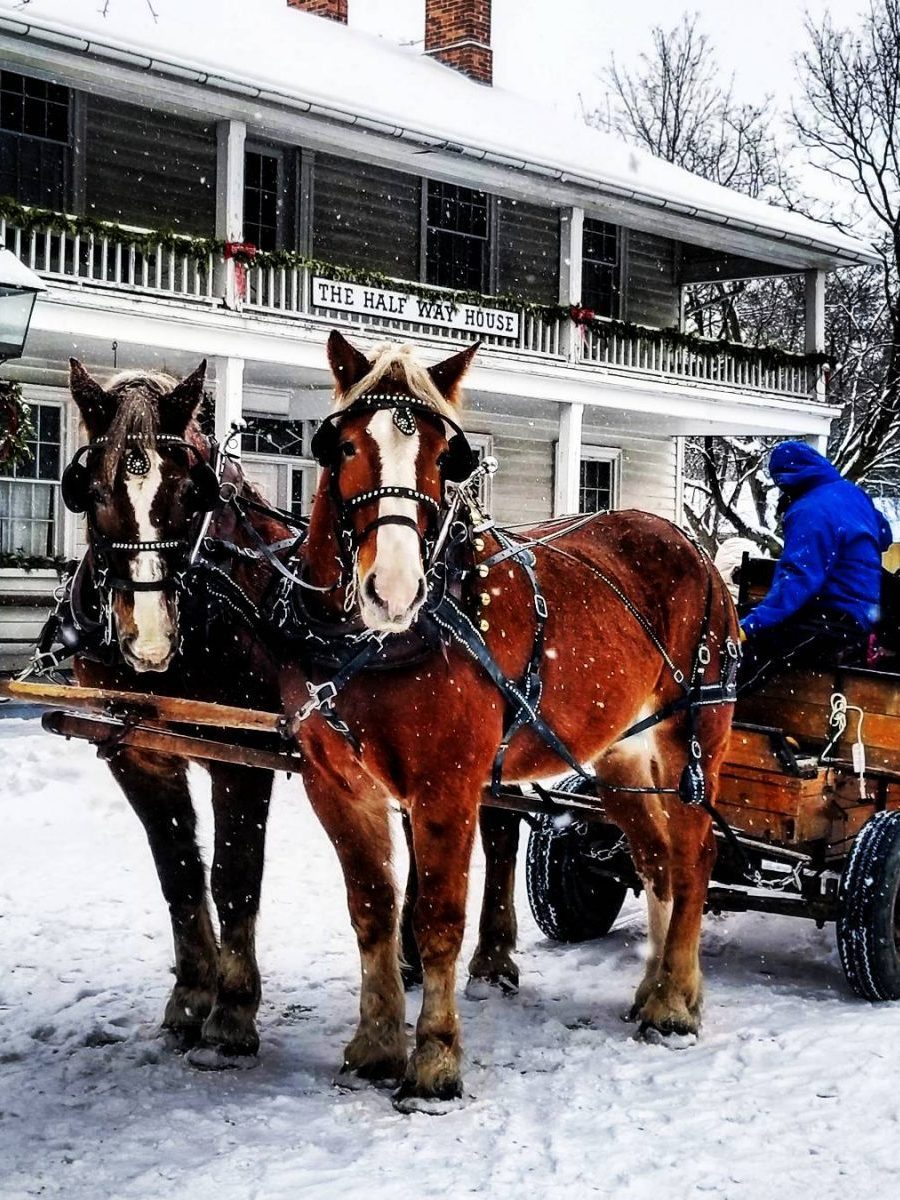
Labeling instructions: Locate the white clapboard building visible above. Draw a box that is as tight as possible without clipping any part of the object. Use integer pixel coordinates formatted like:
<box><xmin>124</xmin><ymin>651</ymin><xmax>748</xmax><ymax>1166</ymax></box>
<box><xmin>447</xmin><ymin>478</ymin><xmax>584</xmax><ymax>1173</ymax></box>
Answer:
<box><xmin>0</xmin><ymin>0</ymin><xmax>876</xmax><ymax>665</ymax></box>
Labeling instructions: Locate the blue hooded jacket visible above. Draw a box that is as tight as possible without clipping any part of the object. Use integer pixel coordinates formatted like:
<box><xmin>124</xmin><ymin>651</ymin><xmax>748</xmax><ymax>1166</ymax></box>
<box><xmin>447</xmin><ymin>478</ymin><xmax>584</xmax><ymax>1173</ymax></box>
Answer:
<box><xmin>742</xmin><ymin>441</ymin><xmax>893</xmax><ymax>637</ymax></box>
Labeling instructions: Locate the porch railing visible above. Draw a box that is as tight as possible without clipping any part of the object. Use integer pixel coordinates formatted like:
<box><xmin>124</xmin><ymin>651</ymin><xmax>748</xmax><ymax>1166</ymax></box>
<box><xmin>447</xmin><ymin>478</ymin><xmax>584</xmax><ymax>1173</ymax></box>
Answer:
<box><xmin>0</xmin><ymin>215</ymin><xmax>215</xmax><ymax>303</ymax></box>
<box><xmin>577</xmin><ymin>318</ymin><xmax>817</xmax><ymax>397</ymax></box>
<box><xmin>9</xmin><ymin>205</ymin><xmax>821</xmax><ymax>399</ymax></box>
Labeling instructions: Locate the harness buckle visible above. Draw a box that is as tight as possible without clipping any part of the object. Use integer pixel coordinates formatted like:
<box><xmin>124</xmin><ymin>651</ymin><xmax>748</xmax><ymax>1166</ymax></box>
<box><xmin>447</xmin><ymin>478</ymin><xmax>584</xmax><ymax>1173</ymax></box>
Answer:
<box><xmin>295</xmin><ymin>678</ymin><xmax>339</xmax><ymax>724</ymax></box>
<box><xmin>697</xmin><ymin>643</ymin><xmax>711</xmax><ymax>667</ymax></box>
<box><xmin>534</xmin><ymin>594</ymin><xmax>548</xmax><ymax>620</ymax></box>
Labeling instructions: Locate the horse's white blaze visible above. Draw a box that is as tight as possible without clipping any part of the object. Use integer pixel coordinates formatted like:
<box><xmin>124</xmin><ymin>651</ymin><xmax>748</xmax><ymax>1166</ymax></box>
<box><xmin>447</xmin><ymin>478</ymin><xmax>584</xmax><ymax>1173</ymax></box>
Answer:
<box><xmin>124</xmin><ymin>450</ymin><xmax>173</xmax><ymax>668</ymax></box>
<box><xmin>361</xmin><ymin>408</ymin><xmax>425</xmax><ymax>629</ymax></box>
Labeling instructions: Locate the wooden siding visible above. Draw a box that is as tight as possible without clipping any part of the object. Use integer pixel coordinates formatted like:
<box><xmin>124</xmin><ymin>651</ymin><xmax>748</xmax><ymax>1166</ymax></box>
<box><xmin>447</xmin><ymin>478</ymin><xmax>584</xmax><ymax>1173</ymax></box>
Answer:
<box><xmin>312</xmin><ymin>153</ymin><xmax>420</xmax><ymax>278</ymax></box>
<box><xmin>466</xmin><ymin>411</ymin><xmax>555</xmax><ymax>526</ymax></box>
<box><xmin>496</xmin><ymin>199</ymin><xmax>559</xmax><ymax>303</ymax></box>
<box><xmin>84</xmin><ymin>96</ymin><xmax>216</xmax><ymax>235</ymax></box>
<box><xmin>624</xmin><ymin>230</ymin><xmax>679</xmax><ymax>328</ymax></box>
<box><xmin>464</xmin><ymin>409</ymin><xmax>678</xmax><ymax>526</ymax></box>
<box><xmin>0</xmin><ymin>571</ymin><xmax>57</xmax><ymax>671</ymax></box>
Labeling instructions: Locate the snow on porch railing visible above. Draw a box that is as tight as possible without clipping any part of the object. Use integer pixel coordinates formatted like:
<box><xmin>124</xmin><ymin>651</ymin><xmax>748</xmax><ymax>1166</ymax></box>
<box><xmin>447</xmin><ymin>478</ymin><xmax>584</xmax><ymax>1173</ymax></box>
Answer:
<box><xmin>577</xmin><ymin>317</ymin><xmax>818</xmax><ymax>398</ymax></box>
<box><xmin>243</xmin><ymin>265</ymin><xmax>565</xmax><ymax>357</ymax></box>
<box><xmin>0</xmin><ymin>214</ymin><xmax>216</xmax><ymax>303</ymax></box>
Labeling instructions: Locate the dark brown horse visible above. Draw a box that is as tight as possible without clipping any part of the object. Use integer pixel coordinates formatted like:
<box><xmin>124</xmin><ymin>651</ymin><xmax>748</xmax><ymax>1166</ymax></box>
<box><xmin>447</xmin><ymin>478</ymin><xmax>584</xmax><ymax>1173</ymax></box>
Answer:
<box><xmin>282</xmin><ymin>332</ymin><xmax>738</xmax><ymax>1111</ymax></box>
<box><xmin>64</xmin><ymin>360</ymin><xmax>288</xmax><ymax>1062</ymax></box>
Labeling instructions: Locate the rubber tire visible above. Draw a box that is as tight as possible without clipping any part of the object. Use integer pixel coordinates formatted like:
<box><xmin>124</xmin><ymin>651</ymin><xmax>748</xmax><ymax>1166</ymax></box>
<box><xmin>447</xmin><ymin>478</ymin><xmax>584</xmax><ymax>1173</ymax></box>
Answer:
<box><xmin>525</xmin><ymin>776</ymin><xmax>629</xmax><ymax>943</ymax></box>
<box><xmin>836</xmin><ymin>809</ymin><xmax>900</xmax><ymax>1001</ymax></box>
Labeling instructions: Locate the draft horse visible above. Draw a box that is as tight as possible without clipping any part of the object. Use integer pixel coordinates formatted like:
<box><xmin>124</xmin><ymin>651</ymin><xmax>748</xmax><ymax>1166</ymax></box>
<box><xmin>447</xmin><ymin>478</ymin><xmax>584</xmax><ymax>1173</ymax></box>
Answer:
<box><xmin>60</xmin><ymin>360</ymin><xmax>288</xmax><ymax>1062</ymax></box>
<box><xmin>283</xmin><ymin>332</ymin><xmax>739</xmax><ymax>1110</ymax></box>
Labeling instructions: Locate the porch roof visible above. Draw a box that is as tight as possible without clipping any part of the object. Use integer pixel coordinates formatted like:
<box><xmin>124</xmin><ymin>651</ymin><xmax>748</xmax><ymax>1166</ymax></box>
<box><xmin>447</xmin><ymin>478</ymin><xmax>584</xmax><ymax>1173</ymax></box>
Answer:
<box><xmin>0</xmin><ymin>0</ymin><xmax>878</xmax><ymax>270</ymax></box>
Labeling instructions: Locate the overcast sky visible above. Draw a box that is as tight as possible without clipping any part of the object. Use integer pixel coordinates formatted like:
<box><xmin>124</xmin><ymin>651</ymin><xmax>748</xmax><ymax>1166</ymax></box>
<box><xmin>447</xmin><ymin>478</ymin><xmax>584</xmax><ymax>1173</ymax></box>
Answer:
<box><xmin>351</xmin><ymin>0</ymin><xmax>868</xmax><ymax>120</ymax></box>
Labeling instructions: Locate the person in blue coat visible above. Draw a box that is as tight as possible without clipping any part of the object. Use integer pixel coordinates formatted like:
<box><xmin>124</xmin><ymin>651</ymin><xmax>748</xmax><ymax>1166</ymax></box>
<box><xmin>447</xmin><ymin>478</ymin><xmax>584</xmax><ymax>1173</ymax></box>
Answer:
<box><xmin>738</xmin><ymin>440</ymin><xmax>893</xmax><ymax>692</ymax></box>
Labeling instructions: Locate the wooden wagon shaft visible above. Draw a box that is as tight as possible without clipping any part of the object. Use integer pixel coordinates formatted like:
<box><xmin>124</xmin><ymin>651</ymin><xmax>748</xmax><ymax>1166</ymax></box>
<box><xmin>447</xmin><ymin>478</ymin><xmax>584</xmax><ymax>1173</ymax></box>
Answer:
<box><xmin>7</xmin><ymin>679</ymin><xmax>288</xmax><ymax>737</ymax></box>
<box><xmin>42</xmin><ymin>711</ymin><xmax>305</xmax><ymax>775</ymax></box>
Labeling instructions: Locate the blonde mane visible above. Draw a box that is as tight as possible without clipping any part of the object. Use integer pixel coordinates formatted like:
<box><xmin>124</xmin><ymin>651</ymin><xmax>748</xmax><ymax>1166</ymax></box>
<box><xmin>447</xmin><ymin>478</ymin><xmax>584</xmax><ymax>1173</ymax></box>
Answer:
<box><xmin>337</xmin><ymin>343</ymin><xmax>458</xmax><ymax>419</ymax></box>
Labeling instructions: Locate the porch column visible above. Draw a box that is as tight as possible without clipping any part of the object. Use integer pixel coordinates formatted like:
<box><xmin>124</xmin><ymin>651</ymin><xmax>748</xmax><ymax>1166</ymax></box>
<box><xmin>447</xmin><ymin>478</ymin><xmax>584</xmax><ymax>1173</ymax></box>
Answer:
<box><xmin>559</xmin><ymin>207</ymin><xmax>584</xmax><ymax>363</ymax></box>
<box><xmin>214</xmin><ymin>356</ymin><xmax>244</xmax><ymax>455</ymax></box>
<box><xmin>554</xmin><ymin>402</ymin><xmax>584</xmax><ymax>516</ymax></box>
<box><xmin>215</xmin><ymin>119</ymin><xmax>246</xmax><ymax>309</ymax></box>
<box><xmin>805</xmin><ymin>268</ymin><xmax>827</xmax><ymax>403</ymax></box>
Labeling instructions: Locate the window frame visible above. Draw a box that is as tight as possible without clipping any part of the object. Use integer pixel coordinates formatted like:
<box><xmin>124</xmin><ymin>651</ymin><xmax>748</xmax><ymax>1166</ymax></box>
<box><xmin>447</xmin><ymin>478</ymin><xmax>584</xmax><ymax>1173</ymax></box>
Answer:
<box><xmin>578</xmin><ymin>444</ymin><xmax>621</xmax><ymax>514</ymax></box>
<box><xmin>0</xmin><ymin>68</ymin><xmax>72</xmax><ymax>210</ymax></box>
<box><xmin>422</xmin><ymin>179</ymin><xmax>494</xmax><ymax>293</ymax></box>
<box><xmin>581</xmin><ymin>218</ymin><xmax>622</xmax><ymax>319</ymax></box>
<box><xmin>0</xmin><ymin>395</ymin><xmax>65</xmax><ymax>559</ymax></box>
<box><xmin>243</xmin><ymin>144</ymin><xmax>284</xmax><ymax>253</ymax></box>
<box><xmin>240</xmin><ymin>412</ymin><xmax>318</xmax><ymax>517</ymax></box>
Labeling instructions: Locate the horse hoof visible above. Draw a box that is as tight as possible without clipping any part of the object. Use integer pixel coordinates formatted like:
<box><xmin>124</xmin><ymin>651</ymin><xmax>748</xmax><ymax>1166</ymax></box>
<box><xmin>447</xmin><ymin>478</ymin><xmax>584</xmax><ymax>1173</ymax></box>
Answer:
<box><xmin>464</xmin><ymin>972</ymin><xmax>518</xmax><ymax>1001</ymax></box>
<box><xmin>185</xmin><ymin>1043</ymin><xmax>260</xmax><ymax>1071</ymax></box>
<box><xmin>335</xmin><ymin>1064</ymin><xmax>402</xmax><ymax>1092</ymax></box>
<box><xmin>636</xmin><ymin>1020</ymin><xmax>699</xmax><ymax>1049</ymax></box>
<box><xmin>392</xmin><ymin>1079</ymin><xmax>465</xmax><ymax>1115</ymax></box>
<box><xmin>161</xmin><ymin>1023</ymin><xmax>203</xmax><ymax>1052</ymax></box>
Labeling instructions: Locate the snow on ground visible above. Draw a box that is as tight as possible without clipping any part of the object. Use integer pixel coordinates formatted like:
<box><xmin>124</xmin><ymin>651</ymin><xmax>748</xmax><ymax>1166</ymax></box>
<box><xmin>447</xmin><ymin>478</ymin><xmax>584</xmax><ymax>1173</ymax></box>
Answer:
<box><xmin>1</xmin><ymin>712</ymin><xmax>899</xmax><ymax>1200</ymax></box>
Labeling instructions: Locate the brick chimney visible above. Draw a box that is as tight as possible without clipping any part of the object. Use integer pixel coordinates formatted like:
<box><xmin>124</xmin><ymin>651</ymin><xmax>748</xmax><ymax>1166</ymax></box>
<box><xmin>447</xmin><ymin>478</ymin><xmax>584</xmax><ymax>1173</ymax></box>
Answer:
<box><xmin>287</xmin><ymin>0</ymin><xmax>347</xmax><ymax>22</ymax></box>
<box><xmin>425</xmin><ymin>1</ymin><xmax>493</xmax><ymax>85</ymax></box>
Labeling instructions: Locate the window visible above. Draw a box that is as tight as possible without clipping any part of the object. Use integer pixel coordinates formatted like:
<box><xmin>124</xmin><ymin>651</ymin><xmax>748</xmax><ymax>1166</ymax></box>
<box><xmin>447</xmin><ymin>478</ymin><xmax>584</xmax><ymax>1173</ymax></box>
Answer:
<box><xmin>581</xmin><ymin>219</ymin><xmax>620</xmax><ymax>318</ymax></box>
<box><xmin>0</xmin><ymin>401</ymin><xmax>62</xmax><ymax>556</ymax></box>
<box><xmin>241</xmin><ymin>415</ymin><xmax>316</xmax><ymax>518</ymax></box>
<box><xmin>578</xmin><ymin>447</ymin><xmax>620</xmax><ymax>514</ymax></box>
<box><xmin>244</xmin><ymin>150</ymin><xmax>281</xmax><ymax>251</ymax></box>
<box><xmin>0</xmin><ymin>70</ymin><xmax>69</xmax><ymax>208</ymax></box>
<box><xmin>426</xmin><ymin>181</ymin><xmax>490</xmax><ymax>291</ymax></box>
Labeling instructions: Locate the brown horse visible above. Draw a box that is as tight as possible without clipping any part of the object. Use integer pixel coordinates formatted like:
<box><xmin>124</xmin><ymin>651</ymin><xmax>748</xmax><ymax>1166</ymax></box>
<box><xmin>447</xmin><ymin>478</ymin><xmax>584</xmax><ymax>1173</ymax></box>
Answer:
<box><xmin>282</xmin><ymin>332</ymin><xmax>738</xmax><ymax>1110</ymax></box>
<box><xmin>63</xmin><ymin>360</ymin><xmax>290</xmax><ymax>1062</ymax></box>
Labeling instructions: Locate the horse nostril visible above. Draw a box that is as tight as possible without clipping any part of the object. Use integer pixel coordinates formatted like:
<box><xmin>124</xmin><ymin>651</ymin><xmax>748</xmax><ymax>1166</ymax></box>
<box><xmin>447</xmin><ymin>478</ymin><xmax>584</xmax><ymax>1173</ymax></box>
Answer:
<box><xmin>363</xmin><ymin>573</ymin><xmax>380</xmax><ymax>606</ymax></box>
<box><xmin>414</xmin><ymin>577</ymin><xmax>426</xmax><ymax>607</ymax></box>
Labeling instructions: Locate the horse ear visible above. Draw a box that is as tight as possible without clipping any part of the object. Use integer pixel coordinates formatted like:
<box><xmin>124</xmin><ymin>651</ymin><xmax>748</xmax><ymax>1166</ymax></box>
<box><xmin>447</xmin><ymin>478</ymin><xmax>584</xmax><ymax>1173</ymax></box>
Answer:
<box><xmin>327</xmin><ymin>330</ymin><xmax>371</xmax><ymax>395</ymax></box>
<box><xmin>162</xmin><ymin>360</ymin><xmax>207</xmax><ymax>431</ymax></box>
<box><xmin>69</xmin><ymin>359</ymin><xmax>116</xmax><ymax>435</ymax></box>
<box><xmin>428</xmin><ymin>342</ymin><xmax>480</xmax><ymax>405</ymax></box>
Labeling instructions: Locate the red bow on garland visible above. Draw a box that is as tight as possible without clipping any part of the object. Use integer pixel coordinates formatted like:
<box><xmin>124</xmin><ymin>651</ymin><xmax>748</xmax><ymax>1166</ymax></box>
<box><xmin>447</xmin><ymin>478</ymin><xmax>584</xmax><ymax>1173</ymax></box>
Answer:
<box><xmin>224</xmin><ymin>242</ymin><xmax>258</xmax><ymax>302</ymax></box>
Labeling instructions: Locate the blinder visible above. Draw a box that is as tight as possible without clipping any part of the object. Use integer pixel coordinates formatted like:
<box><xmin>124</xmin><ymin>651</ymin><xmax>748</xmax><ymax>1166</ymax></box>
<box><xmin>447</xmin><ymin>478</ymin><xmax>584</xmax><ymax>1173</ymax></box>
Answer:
<box><xmin>311</xmin><ymin>395</ymin><xmax>478</xmax><ymax>484</ymax></box>
<box><xmin>61</xmin><ymin>435</ymin><xmax>220</xmax><ymax>515</ymax></box>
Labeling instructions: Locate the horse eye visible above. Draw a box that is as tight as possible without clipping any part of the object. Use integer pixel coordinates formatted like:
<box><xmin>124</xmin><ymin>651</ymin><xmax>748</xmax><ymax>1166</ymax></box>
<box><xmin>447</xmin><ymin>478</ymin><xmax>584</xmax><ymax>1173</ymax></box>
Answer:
<box><xmin>89</xmin><ymin>483</ymin><xmax>110</xmax><ymax>504</ymax></box>
<box><xmin>340</xmin><ymin>440</ymin><xmax>356</xmax><ymax>459</ymax></box>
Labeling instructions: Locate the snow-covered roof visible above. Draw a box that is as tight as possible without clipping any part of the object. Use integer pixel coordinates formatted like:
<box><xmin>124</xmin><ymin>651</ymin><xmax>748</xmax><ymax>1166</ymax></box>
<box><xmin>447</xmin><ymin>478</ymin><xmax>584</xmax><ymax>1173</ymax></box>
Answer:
<box><xmin>0</xmin><ymin>0</ymin><xmax>878</xmax><ymax>267</ymax></box>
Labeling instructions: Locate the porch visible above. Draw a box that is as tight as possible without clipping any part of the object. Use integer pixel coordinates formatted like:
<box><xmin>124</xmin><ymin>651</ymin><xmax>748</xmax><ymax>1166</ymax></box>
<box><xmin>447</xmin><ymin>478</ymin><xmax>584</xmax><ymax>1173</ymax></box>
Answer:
<box><xmin>3</xmin><ymin>206</ymin><xmax>823</xmax><ymax>404</ymax></box>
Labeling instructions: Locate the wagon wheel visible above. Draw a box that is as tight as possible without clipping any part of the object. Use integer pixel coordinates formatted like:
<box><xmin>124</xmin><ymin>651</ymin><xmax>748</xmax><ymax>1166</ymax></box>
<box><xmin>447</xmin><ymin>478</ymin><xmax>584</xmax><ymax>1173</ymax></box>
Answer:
<box><xmin>525</xmin><ymin>775</ymin><xmax>634</xmax><ymax>943</ymax></box>
<box><xmin>836</xmin><ymin>810</ymin><xmax>900</xmax><ymax>1001</ymax></box>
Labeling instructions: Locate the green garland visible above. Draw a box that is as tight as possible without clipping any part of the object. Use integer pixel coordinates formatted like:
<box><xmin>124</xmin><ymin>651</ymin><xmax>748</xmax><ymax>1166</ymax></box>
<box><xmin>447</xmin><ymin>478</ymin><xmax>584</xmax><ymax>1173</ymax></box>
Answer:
<box><xmin>0</xmin><ymin>550</ymin><xmax>67</xmax><ymax>574</ymax></box>
<box><xmin>0</xmin><ymin>379</ymin><xmax>35</xmax><ymax>469</ymax></box>
<box><xmin>0</xmin><ymin>195</ymin><xmax>222</xmax><ymax>263</ymax></box>
<box><xmin>568</xmin><ymin>311</ymin><xmax>830</xmax><ymax>371</ymax></box>
<box><xmin>0</xmin><ymin>195</ymin><xmax>827</xmax><ymax>370</ymax></box>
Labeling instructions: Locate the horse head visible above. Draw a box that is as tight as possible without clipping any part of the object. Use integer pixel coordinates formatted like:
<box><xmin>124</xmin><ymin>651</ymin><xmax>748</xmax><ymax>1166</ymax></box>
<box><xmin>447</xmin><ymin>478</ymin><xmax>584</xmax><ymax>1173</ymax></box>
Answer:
<box><xmin>312</xmin><ymin>331</ymin><xmax>479</xmax><ymax>633</ymax></box>
<box><xmin>65</xmin><ymin>359</ymin><xmax>216</xmax><ymax>673</ymax></box>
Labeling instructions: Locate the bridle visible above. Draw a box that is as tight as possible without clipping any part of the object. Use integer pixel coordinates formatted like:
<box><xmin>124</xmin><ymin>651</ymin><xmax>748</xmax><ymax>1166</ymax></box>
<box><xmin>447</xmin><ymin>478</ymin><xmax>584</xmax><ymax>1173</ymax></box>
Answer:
<box><xmin>310</xmin><ymin>392</ymin><xmax>479</xmax><ymax>592</ymax></box>
<box><xmin>61</xmin><ymin>432</ymin><xmax>222</xmax><ymax>599</ymax></box>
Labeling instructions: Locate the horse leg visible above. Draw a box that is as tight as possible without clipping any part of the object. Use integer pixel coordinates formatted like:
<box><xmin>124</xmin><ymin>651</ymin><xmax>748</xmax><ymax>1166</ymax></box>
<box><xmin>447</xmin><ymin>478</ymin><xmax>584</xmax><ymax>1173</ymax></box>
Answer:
<box><xmin>199</xmin><ymin>764</ymin><xmax>273</xmax><ymax>1059</ymax></box>
<box><xmin>466</xmin><ymin>804</ymin><xmax>520</xmax><ymax>997</ymax></box>
<box><xmin>395</xmin><ymin>788</ymin><xmax>478</xmax><ymax>1110</ymax></box>
<box><xmin>637</xmin><ymin>800</ymin><xmax>715</xmax><ymax>1037</ymax></box>
<box><xmin>399</xmin><ymin>811</ymin><xmax>423</xmax><ymax>989</ymax></box>
<box><xmin>105</xmin><ymin>748</ymin><xmax>218</xmax><ymax>1046</ymax></box>
<box><xmin>305</xmin><ymin>770</ymin><xmax>407</xmax><ymax>1084</ymax></box>
<box><xmin>602</xmin><ymin>730</ymin><xmax>717</xmax><ymax>1038</ymax></box>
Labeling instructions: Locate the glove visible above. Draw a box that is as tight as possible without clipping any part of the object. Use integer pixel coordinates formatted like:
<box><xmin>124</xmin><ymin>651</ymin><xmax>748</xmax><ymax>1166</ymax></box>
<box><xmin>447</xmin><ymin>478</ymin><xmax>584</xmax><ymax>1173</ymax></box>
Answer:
<box><xmin>739</xmin><ymin>627</ymin><xmax>748</xmax><ymax>644</ymax></box>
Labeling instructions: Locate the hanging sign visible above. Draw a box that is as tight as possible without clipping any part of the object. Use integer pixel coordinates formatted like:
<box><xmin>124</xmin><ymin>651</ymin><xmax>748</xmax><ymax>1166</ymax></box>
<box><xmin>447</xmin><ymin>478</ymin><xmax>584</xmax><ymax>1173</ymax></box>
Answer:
<box><xmin>312</xmin><ymin>276</ymin><xmax>519</xmax><ymax>340</ymax></box>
